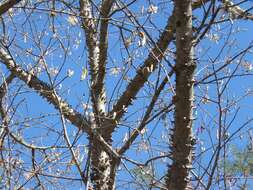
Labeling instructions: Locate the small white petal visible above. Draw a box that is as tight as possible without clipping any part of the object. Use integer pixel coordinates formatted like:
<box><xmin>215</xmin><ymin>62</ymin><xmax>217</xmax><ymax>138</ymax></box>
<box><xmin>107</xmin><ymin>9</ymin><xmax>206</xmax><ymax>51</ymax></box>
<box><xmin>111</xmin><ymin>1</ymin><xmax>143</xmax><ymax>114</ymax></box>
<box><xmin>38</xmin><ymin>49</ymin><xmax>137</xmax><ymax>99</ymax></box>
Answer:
<box><xmin>67</xmin><ymin>15</ymin><xmax>78</xmax><ymax>26</ymax></box>
<box><xmin>67</xmin><ymin>69</ymin><xmax>74</xmax><ymax>77</ymax></box>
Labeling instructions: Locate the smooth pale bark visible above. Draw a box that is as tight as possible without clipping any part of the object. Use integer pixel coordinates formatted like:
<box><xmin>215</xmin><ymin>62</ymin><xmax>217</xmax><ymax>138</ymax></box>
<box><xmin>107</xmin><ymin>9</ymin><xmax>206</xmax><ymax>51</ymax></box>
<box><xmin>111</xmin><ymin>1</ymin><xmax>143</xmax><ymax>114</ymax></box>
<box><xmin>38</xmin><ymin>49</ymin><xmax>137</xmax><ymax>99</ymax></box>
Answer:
<box><xmin>166</xmin><ymin>0</ymin><xmax>195</xmax><ymax>189</ymax></box>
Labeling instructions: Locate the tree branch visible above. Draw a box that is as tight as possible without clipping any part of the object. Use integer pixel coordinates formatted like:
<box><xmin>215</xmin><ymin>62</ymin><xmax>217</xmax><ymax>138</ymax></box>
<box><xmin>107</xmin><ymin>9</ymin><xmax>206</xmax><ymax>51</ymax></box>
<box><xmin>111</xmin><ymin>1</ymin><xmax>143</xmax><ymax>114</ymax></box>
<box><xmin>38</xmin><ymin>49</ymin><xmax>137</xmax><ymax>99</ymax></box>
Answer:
<box><xmin>108</xmin><ymin>10</ymin><xmax>175</xmax><ymax>125</ymax></box>
<box><xmin>0</xmin><ymin>47</ymin><xmax>119</xmax><ymax>159</ymax></box>
<box><xmin>95</xmin><ymin>0</ymin><xmax>115</xmax><ymax>115</ymax></box>
<box><xmin>0</xmin><ymin>0</ymin><xmax>22</xmax><ymax>15</ymax></box>
<box><xmin>80</xmin><ymin>0</ymin><xmax>107</xmax><ymax>121</ymax></box>
<box><xmin>118</xmin><ymin>75</ymin><xmax>170</xmax><ymax>155</ymax></box>
<box><xmin>108</xmin><ymin>0</ymin><xmax>207</xmax><ymax>131</ymax></box>
<box><xmin>222</xmin><ymin>0</ymin><xmax>253</xmax><ymax>20</ymax></box>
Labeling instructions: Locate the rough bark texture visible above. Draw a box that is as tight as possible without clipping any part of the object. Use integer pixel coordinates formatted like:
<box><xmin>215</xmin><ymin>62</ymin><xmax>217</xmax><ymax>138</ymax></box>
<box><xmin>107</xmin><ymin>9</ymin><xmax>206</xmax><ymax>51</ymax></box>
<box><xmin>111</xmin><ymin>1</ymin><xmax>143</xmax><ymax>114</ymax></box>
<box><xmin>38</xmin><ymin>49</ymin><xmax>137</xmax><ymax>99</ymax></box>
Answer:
<box><xmin>89</xmin><ymin>132</ymin><xmax>119</xmax><ymax>190</ymax></box>
<box><xmin>0</xmin><ymin>0</ymin><xmax>22</xmax><ymax>15</ymax></box>
<box><xmin>80</xmin><ymin>1</ymin><xmax>117</xmax><ymax>189</ymax></box>
<box><xmin>166</xmin><ymin>0</ymin><xmax>195</xmax><ymax>189</ymax></box>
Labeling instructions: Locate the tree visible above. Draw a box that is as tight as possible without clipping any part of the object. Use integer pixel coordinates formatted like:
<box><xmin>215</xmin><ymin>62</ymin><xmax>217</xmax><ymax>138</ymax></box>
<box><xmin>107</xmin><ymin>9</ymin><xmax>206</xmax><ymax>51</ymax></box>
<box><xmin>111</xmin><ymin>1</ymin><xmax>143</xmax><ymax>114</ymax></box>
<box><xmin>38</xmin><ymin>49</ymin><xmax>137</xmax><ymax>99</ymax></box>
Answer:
<box><xmin>165</xmin><ymin>0</ymin><xmax>195</xmax><ymax>189</ymax></box>
<box><xmin>0</xmin><ymin>0</ymin><xmax>253</xmax><ymax>189</ymax></box>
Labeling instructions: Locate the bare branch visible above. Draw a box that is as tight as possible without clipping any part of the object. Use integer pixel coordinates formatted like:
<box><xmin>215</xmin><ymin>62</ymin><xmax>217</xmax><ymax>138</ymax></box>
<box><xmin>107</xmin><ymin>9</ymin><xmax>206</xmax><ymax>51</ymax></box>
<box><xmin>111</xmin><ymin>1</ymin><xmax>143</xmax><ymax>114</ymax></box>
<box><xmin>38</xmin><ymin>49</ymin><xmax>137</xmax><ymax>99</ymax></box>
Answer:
<box><xmin>95</xmin><ymin>0</ymin><xmax>115</xmax><ymax>114</ymax></box>
<box><xmin>109</xmin><ymin>10</ymin><xmax>175</xmax><ymax>126</ymax></box>
<box><xmin>109</xmin><ymin>0</ymin><xmax>207</xmax><ymax>131</ymax></box>
<box><xmin>222</xmin><ymin>0</ymin><xmax>253</xmax><ymax>20</ymax></box>
<box><xmin>80</xmin><ymin>0</ymin><xmax>107</xmax><ymax>119</ymax></box>
<box><xmin>0</xmin><ymin>0</ymin><xmax>22</xmax><ymax>15</ymax></box>
<box><xmin>0</xmin><ymin>47</ymin><xmax>119</xmax><ymax>159</ymax></box>
<box><xmin>118</xmin><ymin>75</ymin><xmax>170</xmax><ymax>155</ymax></box>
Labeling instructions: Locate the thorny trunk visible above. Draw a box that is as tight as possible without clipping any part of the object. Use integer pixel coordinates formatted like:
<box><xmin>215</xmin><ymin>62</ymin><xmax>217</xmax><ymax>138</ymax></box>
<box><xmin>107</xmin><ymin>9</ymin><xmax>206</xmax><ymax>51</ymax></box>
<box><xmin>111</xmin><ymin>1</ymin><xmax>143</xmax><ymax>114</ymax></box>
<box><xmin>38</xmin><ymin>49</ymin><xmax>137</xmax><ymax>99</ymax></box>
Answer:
<box><xmin>79</xmin><ymin>0</ymin><xmax>118</xmax><ymax>189</ymax></box>
<box><xmin>89</xmin><ymin>131</ymin><xmax>119</xmax><ymax>190</ymax></box>
<box><xmin>166</xmin><ymin>0</ymin><xmax>195</xmax><ymax>189</ymax></box>
<box><xmin>88</xmin><ymin>118</ymin><xmax>119</xmax><ymax>190</ymax></box>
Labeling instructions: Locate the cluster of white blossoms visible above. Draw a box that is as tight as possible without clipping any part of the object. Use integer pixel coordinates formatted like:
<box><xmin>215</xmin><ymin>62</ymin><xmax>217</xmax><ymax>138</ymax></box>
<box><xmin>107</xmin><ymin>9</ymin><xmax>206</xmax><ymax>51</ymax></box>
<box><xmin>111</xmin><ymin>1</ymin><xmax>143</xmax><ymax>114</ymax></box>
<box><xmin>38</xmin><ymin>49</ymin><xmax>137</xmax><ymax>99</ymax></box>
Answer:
<box><xmin>49</xmin><ymin>67</ymin><xmax>59</xmax><ymax>76</ymax></box>
<box><xmin>67</xmin><ymin>69</ymin><xmax>74</xmax><ymax>77</ymax></box>
<box><xmin>110</xmin><ymin>67</ymin><xmax>121</xmax><ymax>76</ymax></box>
<box><xmin>205</xmin><ymin>33</ymin><xmax>220</xmax><ymax>43</ymax></box>
<box><xmin>147</xmin><ymin>4</ymin><xmax>158</xmax><ymax>14</ymax></box>
<box><xmin>241</xmin><ymin>60</ymin><xmax>253</xmax><ymax>72</ymax></box>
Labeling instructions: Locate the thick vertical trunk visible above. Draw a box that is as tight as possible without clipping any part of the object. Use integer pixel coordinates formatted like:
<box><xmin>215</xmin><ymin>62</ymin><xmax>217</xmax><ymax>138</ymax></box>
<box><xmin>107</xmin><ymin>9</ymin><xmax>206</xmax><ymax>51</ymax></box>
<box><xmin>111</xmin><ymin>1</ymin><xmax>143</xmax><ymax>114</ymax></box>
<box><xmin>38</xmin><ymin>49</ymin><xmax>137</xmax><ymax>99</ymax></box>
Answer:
<box><xmin>166</xmin><ymin>0</ymin><xmax>195</xmax><ymax>190</ymax></box>
<box><xmin>88</xmin><ymin>119</ymin><xmax>119</xmax><ymax>190</ymax></box>
<box><xmin>90</xmin><ymin>138</ymin><xmax>118</xmax><ymax>190</ymax></box>
<box><xmin>79</xmin><ymin>1</ymin><xmax>118</xmax><ymax>189</ymax></box>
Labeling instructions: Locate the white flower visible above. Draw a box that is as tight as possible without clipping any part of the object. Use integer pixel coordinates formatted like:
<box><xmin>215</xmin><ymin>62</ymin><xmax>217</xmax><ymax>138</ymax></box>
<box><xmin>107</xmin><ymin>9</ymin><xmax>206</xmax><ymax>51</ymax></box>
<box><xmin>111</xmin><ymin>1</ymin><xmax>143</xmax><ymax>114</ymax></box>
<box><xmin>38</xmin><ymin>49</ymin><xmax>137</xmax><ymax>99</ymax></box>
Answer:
<box><xmin>241</xmin><ymin>60</ymin><xmax>253</xmax><ymax>72</ymax></box>
<box><xmin>140</xmin><ymin>127</ymin><xmax>147</xmax><ymax>135</ymax></box>
<box><xmin>148</xmin><ymin>4</ymin><xmax>158</xmax><ymax>14</ymax></box>
<box><xmin>57</xmin><ymin>84</ymin><xmax>62</xmax><ymax>90</ymax></box>
<box><xmin>201</xmin><ymin>95</ymin><xmax>210</xmax><ymax>104</ymax></box>
<box><xmin>74</xmin><ymin>38</ymin><xmax>81</xmax><ymax>49</ymax></box>
<box><xmin>49</xmin><ymin>67</ymin><xmax>59</xmax><ymax>76</ymax></box>
<box><xmin>224</xmin><ymin>132</ymin><xmax>230</xmax><ymax>140</ymax></box>
<box><xmin>67</xmin><ymin>69</ymin><xmax>74</xmax><ymax>77</ymax></box>
<box><xmin>26</xmin><ymin>48</ymin><xmax>33</xmax><ymax>55</ymax></box>
<box><xmin>137</xmin><ymin>140</ymin><xmax>149</xmax><ymax>152</ymax></box>
<box><xmin>110</xmin><ymin>67</ymin><xmax>121</xmax><ymax>76</ymax></box>
<box><xmin>206</xmin><ymin>33</ymin><xmax>220</xmax><ymax>43</ymax></box>
<box><xmin>160</xmin><ymin>152</ymin><xmax>167</xmax><ymax>163</ymax></box>
<box><xmin>8</xmin><ymin>8</ymin><xmax>14</xmax><ymax>17</ymax></box>
<box><xmin>36</xmin><ymin>67</ymin><xmax>42</xmax><ymax>74</ymax></box>
<box><xmin>67</xmin><ymin>15</ymin><xmax>78</xmax><ymax>26</ymax></box>
<box><xmin>53</xmin><ymin>33</ymin><xmax>57</xmax><ymax>38</ymax></box>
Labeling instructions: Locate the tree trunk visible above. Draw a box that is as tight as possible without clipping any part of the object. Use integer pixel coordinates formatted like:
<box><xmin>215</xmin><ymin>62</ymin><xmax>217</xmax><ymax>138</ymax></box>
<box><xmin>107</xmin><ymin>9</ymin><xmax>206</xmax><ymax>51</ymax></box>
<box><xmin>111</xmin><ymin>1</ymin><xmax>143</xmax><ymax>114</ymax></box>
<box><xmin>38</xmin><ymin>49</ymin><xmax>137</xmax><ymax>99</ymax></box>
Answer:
<box><xmin>90</xmin><ymin>137</ymin><xmax>118</xmax><ymax>190</ymax></box>
<box><xmin>166</xmin><ymin>0</ymin><xmax>195</xmax><ymax>189</ymax></box>
<box><xmin>79</xmin><ymin>1</ymin><xmax>119</xmax><ymax>189</ymax></box>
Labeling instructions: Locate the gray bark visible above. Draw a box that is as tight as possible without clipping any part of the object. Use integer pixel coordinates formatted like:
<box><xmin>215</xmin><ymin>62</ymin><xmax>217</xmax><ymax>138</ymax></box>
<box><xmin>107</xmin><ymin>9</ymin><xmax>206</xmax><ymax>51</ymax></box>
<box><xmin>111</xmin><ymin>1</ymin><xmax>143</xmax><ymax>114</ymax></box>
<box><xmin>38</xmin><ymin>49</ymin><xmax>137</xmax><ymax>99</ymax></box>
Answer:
<box><xmin>166</xmin><ymin>0</ymin><xmax>195</xmax><ymax>189</ymax></box>
<box><xmin>80</xmin><ymin>1</ymin><xmax>118</xmax><ymax>189</ymax></box>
